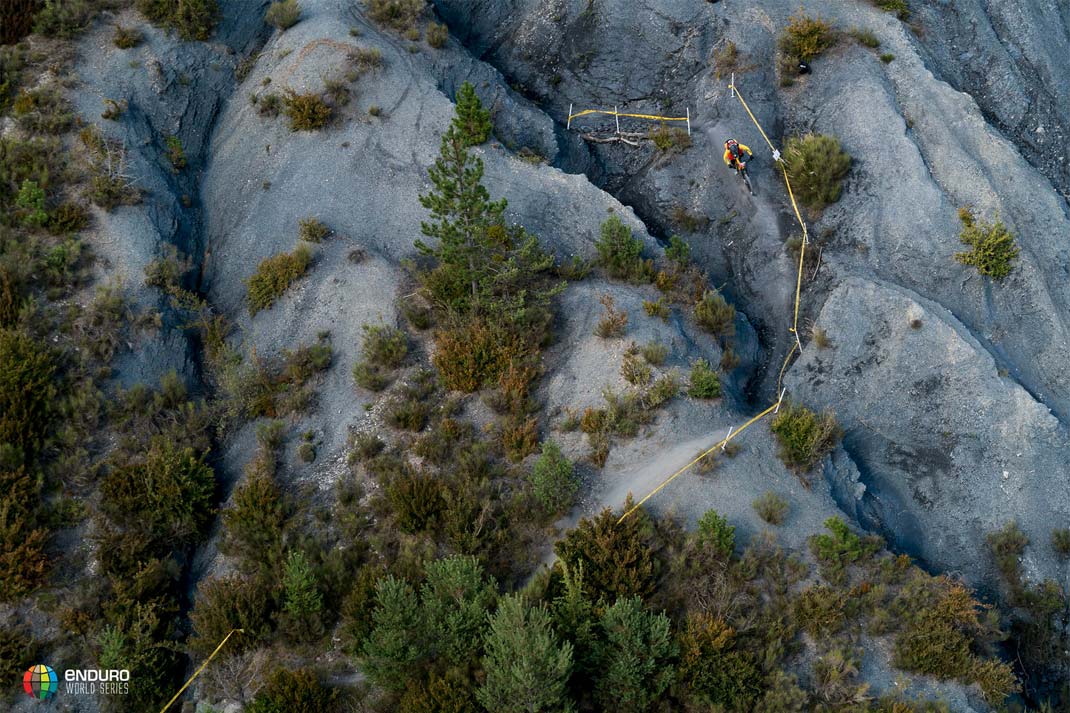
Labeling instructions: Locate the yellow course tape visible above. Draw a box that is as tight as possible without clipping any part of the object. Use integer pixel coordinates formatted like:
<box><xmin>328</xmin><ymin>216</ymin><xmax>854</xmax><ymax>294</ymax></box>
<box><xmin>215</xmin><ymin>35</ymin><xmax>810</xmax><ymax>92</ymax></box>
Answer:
<box><xmin>158</xmin><ymin>629</ymin><xmax>243</xmax><ymax>713</ymax></box>
<box><xmin>568</xmin><ymin>108</ymin><xmax>689</xmax><ymax>122</ymax></box>
<box><xmin>617</xmin><ymin>83</ymin><xmax>809</xmax><ymax>525</ymax></box>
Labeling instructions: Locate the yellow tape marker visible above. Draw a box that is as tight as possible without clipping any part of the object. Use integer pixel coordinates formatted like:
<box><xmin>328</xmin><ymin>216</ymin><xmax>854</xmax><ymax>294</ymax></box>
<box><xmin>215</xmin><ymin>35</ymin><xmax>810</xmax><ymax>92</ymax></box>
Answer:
<box><xmin>568</xmin><ymin>108</ymin><xmax>690</xmax><ymax>123</ymax></box>
<box><xmin>158</xmin><ymin>629</ymin><xmax>243</xmax><ymax>713</ymax></box>
<box><xmin>617</xmin><ymin>82</ymin><xmax>811</xmax><ymax>525</ymax></box>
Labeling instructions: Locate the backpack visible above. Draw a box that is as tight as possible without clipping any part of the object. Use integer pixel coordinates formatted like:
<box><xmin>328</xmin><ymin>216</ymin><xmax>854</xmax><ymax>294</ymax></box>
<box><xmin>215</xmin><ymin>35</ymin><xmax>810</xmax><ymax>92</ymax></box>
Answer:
<box><xmin>726</xmin><ymin>140</ymin><xmax>741</xmax><ymax>160</ymax></box>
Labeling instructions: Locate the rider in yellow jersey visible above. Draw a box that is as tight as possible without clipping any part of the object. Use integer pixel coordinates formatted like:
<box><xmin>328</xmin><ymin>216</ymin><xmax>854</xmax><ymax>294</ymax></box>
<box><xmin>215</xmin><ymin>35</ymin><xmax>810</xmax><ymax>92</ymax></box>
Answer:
<box><xmin>723</xmin><ymin>138</ymin><xmax>753</xmax><ymax>174</ymax></box>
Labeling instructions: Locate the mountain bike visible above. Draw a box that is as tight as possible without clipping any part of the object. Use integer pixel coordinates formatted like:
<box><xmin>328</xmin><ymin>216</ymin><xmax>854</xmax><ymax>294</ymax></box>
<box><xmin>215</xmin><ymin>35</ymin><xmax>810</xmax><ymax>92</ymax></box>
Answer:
<box><xmin>737</xmin><ymin>161</ymin><xmax>755</xmax><ymax>196</ymax></box>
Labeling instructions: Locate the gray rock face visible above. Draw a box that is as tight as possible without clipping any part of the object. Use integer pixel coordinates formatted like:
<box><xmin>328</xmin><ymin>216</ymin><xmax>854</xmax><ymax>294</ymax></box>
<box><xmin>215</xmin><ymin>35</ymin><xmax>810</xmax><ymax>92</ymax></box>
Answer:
<box><xmin>788</xmin><ymin>277</ymin><xmax>1070</xmax><ymax>583</ymax></box>
<box><xmin>434</xmin><ymin>0</ymin><xmax>1070</xmax><ymax>588</ymax></box>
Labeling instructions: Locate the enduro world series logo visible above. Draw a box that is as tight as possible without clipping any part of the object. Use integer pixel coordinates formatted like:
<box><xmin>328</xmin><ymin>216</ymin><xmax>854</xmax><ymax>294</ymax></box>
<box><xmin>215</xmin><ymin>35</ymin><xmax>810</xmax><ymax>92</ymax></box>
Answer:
<box><xmin>23</xmin><ymin>664</ymin><xmax>129</xmax><ymax>700</ymax></box>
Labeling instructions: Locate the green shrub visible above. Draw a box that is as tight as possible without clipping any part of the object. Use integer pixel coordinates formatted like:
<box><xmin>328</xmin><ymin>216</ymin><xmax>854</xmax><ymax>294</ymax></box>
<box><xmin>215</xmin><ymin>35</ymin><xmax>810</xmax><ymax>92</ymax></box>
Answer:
<box><xmin>137</xmin><ymin>0</ymin><xmax>219</xmax><ymax>40</ymax></box>
<box><xmin>871</xmin><ymin>0</ymin><xmax>910</xmax><ymax>20</ymax></box>
<box><xmin>257</xmin><ymin>92</ymin><xmax>281</xmax><ymax>117</ymax></box>
<box><xmin>188</xmin><ymin>576</ymin><xmax>274</xmax><ymax>657</ymax></box>
<box><xmin>595</xmin><ymin>215</ymin><xmax>654</xmax><ymax>283</ymax></box>
<box><xmin>779</xmin><ymin>13</ymin><xmax>836</xmax><ymax>61</ymax></box>
<box><xmin>848</xmin><ymin>28</ymin><xmax>880</xmax><ymax>48</ymax></box>
<box><xmin>352</xmin><ymin>361</ymin><xmax>389</xmax><ymax>391</ymax></box>
<box><xmin>643</xmin><ymin>298</ymin><xmax>670</xmax><ymax>320</ymax></box>
<box><xmin>15</xmin><ymin>179</ymin><xmax>47</xmax><ymax>228</ymax></box>
<box><xmin>366</xmin><ymin>0</ymin><xmax>424</xmax><ymax>32</ymax></box>
<box><xmin>298</xmin><ymin>216</ymin><xmax>329</xmax><ymax>242</ymax></box>
<box><xmin>500</xmin><ymin>415</ymin><xmax>538</xmax><ymax>462</ymax></box>
<box><xmin>687</xmin><ymin>358</ymin><xmax>721</xmax><ymax>399</ymax></box>
<box><xmin>386</xmin><ymin>469</ymin><xmax>443</xmax><ymax>532</ymax></box>
<box><xmin>752</xmin><ymin>491</ymin><xmax>789</xmax><ymax>525</ymax></box>
<box><xmin>386</xmin><ymin>396</ymin><xmax>430</xmax><ymax>431</ymax></box>
<box><xmin>770</xmin><ymin>401</ymin><xmax>841</xmax><ymax>473</ymax></box>
<box><xmin>985</xmin><ymin>521</ymin><xmax>1028</xmax><ymax>581</ymax></box>
<box><xmin>431</xmin><ymin>320</ymin><xmax>520</xmax><ymax>392</ymax></box>
<box><xmin>1052</xmin><ymin>528</ymin><xmax>1070</xmax><ymax>559</ymax></box>
<box><xmin>361</xmin><ymin>323</ymin><xmax>407</xmax><ymax>367</ymax></box>
<box><xmin>350</xmin><ymin>432</ymin><xmax>384</xmax><ymax>461</ymax></box>
<box><xmin>0</xmin><ymin>329</ymin><xmax>57</xmax><ymax>466</ymax></box>
<box><xmin>99</xmin><ymin>440</ymin><xmax>215</xmax><ymax>546</ymax></box>
<box><xmin>530</xmin><ymin>440</ymin><xmax>578</xmax><ymax>514</ymax></box>
<box><xmin>880</xmin><ymin>52</ymin><xmax>895</xmax><ymax>63</ymax></box>
<box><xmin>783</xmin><ymin>133</ymin><xmax>852</xmax><ymax>210</ymax></box>
<box><xmin>0</xmin><ymin>625</ymin><xmax>38</xmax><ymax>690</ymax></box>
<box><xmin>640</xmin><ymin>341</ymin><xmax>668</xmax><ymax>365</ymax></box>
<box><xmin>283</xmin><ymin>336</ymin><xmax>332</xmax><ymax>383</ymax></box>
<box><xmin>650</xmin><ymin>124</ymin><xmax>692</xmax><ymax>154</ymax></box>
<box><xmin>0</xmin><ymin>269</ymin><xmax>22</xmax><ymax>327</ymax></box>
<box><xmin>247</xmin><ymin>668</ymin><xmax>337</xmax><ymax>713</ymax></box>
<box><xmin>678</xmin><ymin>613</ymin><xmax>761</xmax><ymax>710</ymax></box>
<box><xmin>113</xmin><ymin>26</ymin><xmax>142</xmax><ymax>49</ymax></box>
<box><xmin>220</xmin><ymin>473</ymin><xmax>286</xmax><ymax>574</ymax></box>
<box><xmin>283</xmin><ymin>90</ymin><xmax>332</xmax><ymax>131</ymax></box>
<box><xmin>246</xmin><ymin>245</ymin><xmax>312</xmax><ymax>315</ymax></box>
<box><xmin>427</xmin><ymin>22</ymin><xmax>447</xmax><ymax>48</ymax></box>
<box><xmin>13</xmin><ymin>85</ymin><xmax>73</xmax><ymax>135</ymax></box>
<box><xmin>620</xmin><ymin>350</ymin><xmax>651</xmax><ymax>386</ymax></box>
<box><xmin>165</xmin><ymin>136</ymin><xmax>186</xmax><ymax>171</ymax></box>
<box><xmin>31</xmin><ymin>0</ymin><xmax>95</xmax><ymax>39</ymax></box>
<box><xmin>891</xmin><ymin>572</ymin><xmax>1016</xmax><ymax>703</ymax></box>
<box><xmin>48</xmin><ymin>202</ymin><xmax>90</xmax><ymax>235</ymax></box>
<box><xmin>554</xmin><ymin>504</ymin><xmax>658</xmax><ymax>601</ymax></box>
<box><xmin>595</xmin><ymin>293</ymin><xmax>628</xmax><ymax>338</ymax></box>
<box><xmin>697</xmin><ymin>510</ymin><xmax>735</xmax><ymax>557</ymax></box>
<box><xmin>954</xmin><ymin>208</ymin><xmax>1018</xmax><ymax>280</ymax></box>
<box><xmin>265</xmin><ymin>0</ymin><xmax>301</xmax><ymax>30</ymax></box>
<box><xmin>694</xmin><ymin>290</ymin><xmax>735</xmax><ymax>337</ymax></box>
<box><xmin>809</xmin><ymin>517</ymin><xmax>881</xmax><ymax>585</ymax></box>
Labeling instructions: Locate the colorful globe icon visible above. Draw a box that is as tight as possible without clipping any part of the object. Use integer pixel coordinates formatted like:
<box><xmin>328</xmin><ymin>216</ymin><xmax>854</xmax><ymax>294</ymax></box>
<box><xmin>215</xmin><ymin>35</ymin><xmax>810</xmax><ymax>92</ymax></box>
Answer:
<box><xmin>23</xmin><ymin>664</ymin><xmax>58</xmax><ymax>700</ymax></box>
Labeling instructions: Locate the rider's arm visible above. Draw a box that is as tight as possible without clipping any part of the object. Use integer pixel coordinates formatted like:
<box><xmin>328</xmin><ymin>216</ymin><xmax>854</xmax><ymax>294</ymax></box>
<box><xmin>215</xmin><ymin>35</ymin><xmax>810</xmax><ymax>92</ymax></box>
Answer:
<box><xmin>740</xmin><ymin>143</ymin><xmax>753</xmax><ymax>157</ymax></box>
<box><xmin>723</xmin><ymin>149</ymin><xmax>732</xmax><ymax>166</ymax></box>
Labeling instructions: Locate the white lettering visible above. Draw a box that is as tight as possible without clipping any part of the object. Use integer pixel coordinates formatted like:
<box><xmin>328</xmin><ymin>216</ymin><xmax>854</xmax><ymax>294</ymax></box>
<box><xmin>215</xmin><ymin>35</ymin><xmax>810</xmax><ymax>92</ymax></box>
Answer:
<box><xmin>64</xmin><ymin>669</ymin><xmax>132</xmax><ymax>683</ymax></box>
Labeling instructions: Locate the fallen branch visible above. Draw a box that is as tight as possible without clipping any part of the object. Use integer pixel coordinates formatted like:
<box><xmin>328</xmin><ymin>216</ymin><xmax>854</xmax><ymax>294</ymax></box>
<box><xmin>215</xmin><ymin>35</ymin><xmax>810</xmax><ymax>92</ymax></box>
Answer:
<box><xmin>580</xmin><ymin>131</ymin><xmax>645</xmax><ymax>147</ymax></box>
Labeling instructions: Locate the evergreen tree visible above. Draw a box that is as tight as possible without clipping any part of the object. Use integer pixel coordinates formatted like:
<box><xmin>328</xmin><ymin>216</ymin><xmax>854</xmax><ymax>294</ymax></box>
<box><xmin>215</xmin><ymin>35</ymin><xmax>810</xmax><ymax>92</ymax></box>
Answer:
<box><xmin>453</xmin><ymin>81</ymin><xmax>492</xmax><ymax>147</ymax></box>
<box><xmin>530</xmin><ymin>439</ymin><xmax>578</xmax><ymax>514</ymax></box>
<box><xmin>420</xmin><ymin>555</ymin><xmax>497</xmax><ymax>668</ymax></box>
<box><xmin>593</xmin><ymin>596</ymin><xmax>677</xmax><ymax>713</ymax></box>
<box><xmin>478</xmin><ymin>594</ymin><xmax>576</xmax><ymax>713</ymax></box>
<box><xmin>552</xmin><ymin>562</ymin><xmax>599</xmax><ymax>680</ymax></box>
<box><xmin>280</xmin><ymin>550</ymin><xmax>323</xmax><ymax>641</ymax></box>
<box><xmin>416</xmin><ymin>122</ymin><xmax>507</xmax><ymax>312</ymax></box>
<box><xmin>417</xmin><ymin>88</ymin><xmax>558</xmax><ymax>322</ymax></box>
<box><xmin>362</xmin><ymin>576</ymin><xmax>425</xmax><ymax>692</ymax></box>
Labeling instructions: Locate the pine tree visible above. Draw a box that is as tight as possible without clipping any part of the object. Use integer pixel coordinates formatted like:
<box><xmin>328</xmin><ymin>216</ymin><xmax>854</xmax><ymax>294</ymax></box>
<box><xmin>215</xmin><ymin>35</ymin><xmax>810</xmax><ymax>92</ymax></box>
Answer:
<box><xmin>362</xmin><ymin>576</ymin><xmax>425</xmax><ymax>692</ymax></box>
<box><xmin>593</xmin><ymin>596</ymin><xmax>677</xmax><ymax>713</ymax></box>
<box><xmin>279</xmin><ymin>550</ymin><xmax>323</xmax><ymax>642</ymax></box>
<box><xmin>551</xmin><ymin>562</ymin><xmax>599</xmax><ymax>683</ymax></box>
<box><xmin>420</xmin><ymin>555</ymin><xmax>497</xmax><ymax>668</ymax></box>
<box><xmin>416</xmin><ymin>122</ymin><xmax>507</xmax><ymax>312</ymax></box>
<box><xmin>282</xmin><ymin>550</ymin><xmax>322</xmax><ymax>616</ymax></box>
<box><xmin>478</xmin><ymin>594</ymin><xmax>576</xmax><ymax>713</ymax></box>
<box><xmin>453</xmin><ymin>81</ymin><xmax>492</xmax><ymax>146</ymax></box>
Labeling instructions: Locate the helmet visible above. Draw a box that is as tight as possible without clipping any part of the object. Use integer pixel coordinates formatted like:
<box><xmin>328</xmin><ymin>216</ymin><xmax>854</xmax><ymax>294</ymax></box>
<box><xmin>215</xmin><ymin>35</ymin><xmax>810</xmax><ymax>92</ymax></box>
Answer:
<box><xmin>725</xmin><ymin>139</ymin><xmax>740</xmax><ymax>158</ymax></box>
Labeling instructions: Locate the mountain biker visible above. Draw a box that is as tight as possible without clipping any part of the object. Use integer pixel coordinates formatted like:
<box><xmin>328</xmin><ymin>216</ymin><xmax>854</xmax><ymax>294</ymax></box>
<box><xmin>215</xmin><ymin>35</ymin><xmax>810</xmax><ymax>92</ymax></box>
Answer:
<box><xmin>723</xmin><ymin>139</ymin><xmax>753</xmax><ymax>176</ymax></box>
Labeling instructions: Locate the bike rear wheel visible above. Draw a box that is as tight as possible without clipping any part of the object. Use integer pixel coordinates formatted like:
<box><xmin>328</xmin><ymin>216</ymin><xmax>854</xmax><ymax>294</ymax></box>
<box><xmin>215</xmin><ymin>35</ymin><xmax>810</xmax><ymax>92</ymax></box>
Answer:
<box><xmin>741</xmin><ymin>167</ymin><xmax>755</xmax><ymax>195</ymax></box>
